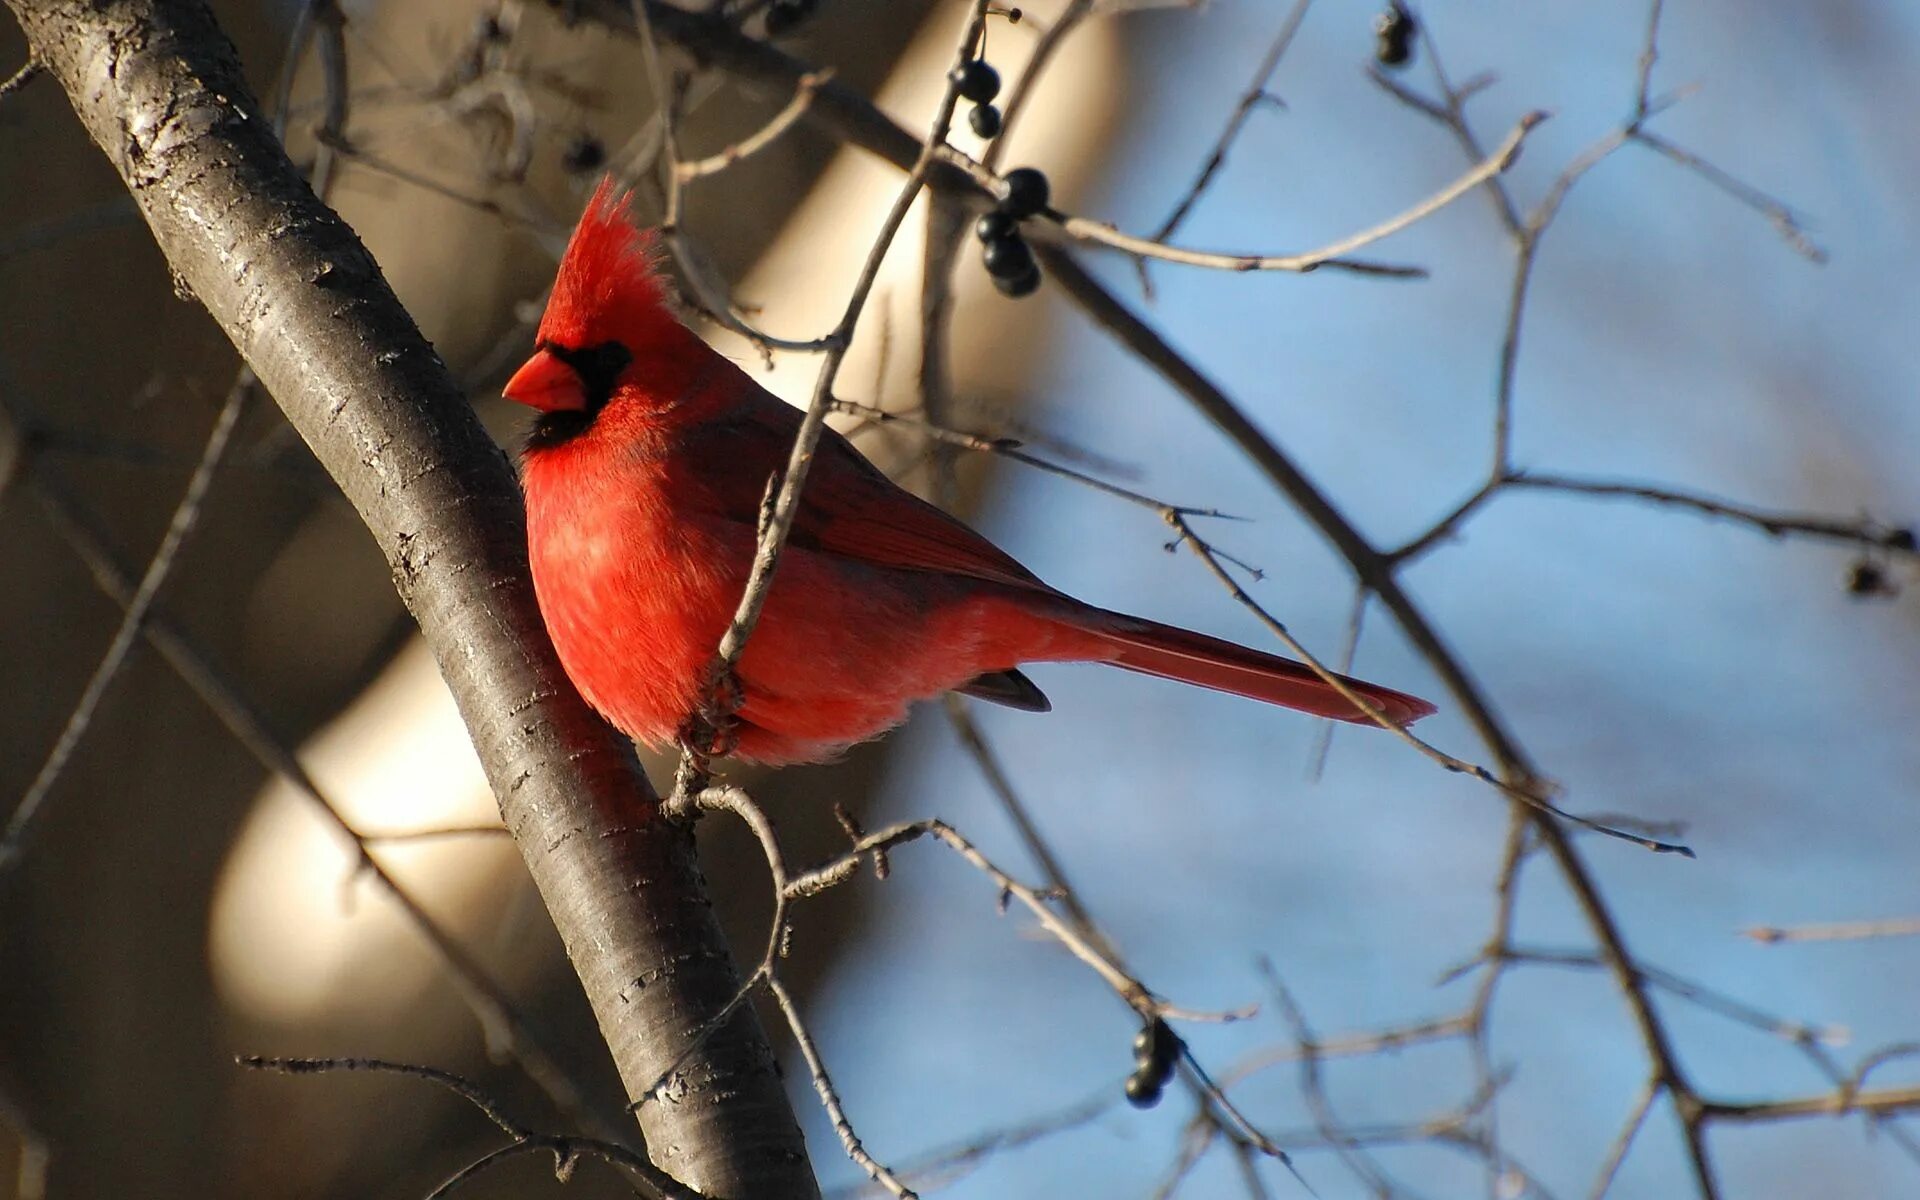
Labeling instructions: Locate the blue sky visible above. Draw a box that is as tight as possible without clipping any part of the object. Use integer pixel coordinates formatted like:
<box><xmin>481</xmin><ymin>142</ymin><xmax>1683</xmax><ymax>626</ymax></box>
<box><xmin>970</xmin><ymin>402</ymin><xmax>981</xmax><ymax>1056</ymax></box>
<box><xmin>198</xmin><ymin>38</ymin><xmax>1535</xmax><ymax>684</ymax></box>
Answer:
<box><xmin>794</xmin><ymin>3</ymin><xmax>1920</xmax><ymax>1196</ymax></box>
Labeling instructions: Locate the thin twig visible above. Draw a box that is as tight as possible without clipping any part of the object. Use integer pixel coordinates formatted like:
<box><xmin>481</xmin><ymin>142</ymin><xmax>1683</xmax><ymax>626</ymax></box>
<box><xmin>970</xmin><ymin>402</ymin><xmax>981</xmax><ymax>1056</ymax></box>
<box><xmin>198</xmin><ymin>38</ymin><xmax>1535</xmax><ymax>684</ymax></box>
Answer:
<box><xmin>8</xmin><ymin>444</ymin><xmax>615</xmax><ymax>1143</ymax></box>
<box><xmin>240</xmin><ymin>1055</ymin><xmax>694</xmax><ymax>1199</ymax></box>
<box><xmin>769</xmin><ymin>976</ymin><xmax>911</xmax><ymax>1199</ymax></box>
<box><xmin>1745</xmin><ymin>915</ymin><xmax>1920</xmax><ymax>945</ymax></box>
<box><xmin>784</xmin><ymin>809</ymin><xmax>1251</xmax><ymax>1024</ymax></box>
<box><xmin>1055</xmin><ymin>110</ymin><xmax>1543</xmax><ymax>277</ymax></box>
<box><xmin>1150</xmin><ymin>0</ymin><xmax>1311</xmax><ymax>244</ymax></box>
<box><xmin>1506</xmin><ymin>472</ymin><xmax>1915</xmax><ymax>555</ymax></box>
<box><xmin>3</xmin><ymin>373</ymin><xmax>253</xmax><ymax>869</ymax></box>
<box><xmin>677</xmin><ymin>69</ymin><xmax>831</xmax><ymax>179</ymax></box>
<box><xmin>1166</xmin><ymin>511</ymin><xmax>1693</xmax><ymax>855</ymax></box>
<box><xmin>1699</xmin><ymin>1086</ymin><xmax>1920</xmax><ymax>1123</ymax></box>
<box><xmin>1587</xmin><ymin>1078</ymin><xmax>1661</xmax><ymax>1200</ymax></box>
<box><xmin>1</xmin><ymin>57</ymin><xmax>42</xmax><ymax>98</ymax></box>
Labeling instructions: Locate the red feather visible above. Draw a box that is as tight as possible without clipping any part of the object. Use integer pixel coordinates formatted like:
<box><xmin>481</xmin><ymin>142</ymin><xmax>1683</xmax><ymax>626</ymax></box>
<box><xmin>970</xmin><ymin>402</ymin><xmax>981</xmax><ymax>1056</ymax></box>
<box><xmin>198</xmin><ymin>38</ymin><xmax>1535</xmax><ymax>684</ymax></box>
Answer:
<box><xmin>509</xmin><ymin>184</ymin><xmax>1435</xmax><ymax>765</ymax></box>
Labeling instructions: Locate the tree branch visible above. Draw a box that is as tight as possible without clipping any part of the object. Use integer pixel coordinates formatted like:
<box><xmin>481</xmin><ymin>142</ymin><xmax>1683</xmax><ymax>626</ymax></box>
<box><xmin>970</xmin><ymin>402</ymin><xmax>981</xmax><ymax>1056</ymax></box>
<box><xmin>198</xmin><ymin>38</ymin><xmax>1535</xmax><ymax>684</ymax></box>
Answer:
<box><xmin>3</xmin><ymin>1</ymin><xmax>815</xmax><ymax>1194</ymax></box>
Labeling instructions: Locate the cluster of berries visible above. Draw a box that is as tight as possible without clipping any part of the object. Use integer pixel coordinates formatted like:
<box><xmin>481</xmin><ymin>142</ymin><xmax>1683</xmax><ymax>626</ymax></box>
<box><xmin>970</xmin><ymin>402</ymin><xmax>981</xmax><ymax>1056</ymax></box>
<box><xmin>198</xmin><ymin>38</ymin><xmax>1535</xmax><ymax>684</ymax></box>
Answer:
<box><xmin>974</xmin><ymin>167</ymin><xmax>1050</xmax><ymax>298</ymax></box>
<box><xmin>1124</xmin><ymin>1018</ymin><xmax>1182</xmax><ymax>1108</ymax></box>
<box><xmin>1374</xmin><ymin>3</ymin><xmax>1416</xmax><ymax>67</ymax></box>
<box><xmin>764</xmin><ymin>0</ymin><xmax>817</xmax><ymax>38</ymax></box>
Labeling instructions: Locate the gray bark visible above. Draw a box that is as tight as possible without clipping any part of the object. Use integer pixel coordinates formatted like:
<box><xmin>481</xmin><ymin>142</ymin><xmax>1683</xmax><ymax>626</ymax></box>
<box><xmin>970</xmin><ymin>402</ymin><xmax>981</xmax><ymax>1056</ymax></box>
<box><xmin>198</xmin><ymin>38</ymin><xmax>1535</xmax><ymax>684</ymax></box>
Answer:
<box><xmin>1</xmin><ymin>1</ymin><xmax>818</xmax><ymax>1195</ymax></box>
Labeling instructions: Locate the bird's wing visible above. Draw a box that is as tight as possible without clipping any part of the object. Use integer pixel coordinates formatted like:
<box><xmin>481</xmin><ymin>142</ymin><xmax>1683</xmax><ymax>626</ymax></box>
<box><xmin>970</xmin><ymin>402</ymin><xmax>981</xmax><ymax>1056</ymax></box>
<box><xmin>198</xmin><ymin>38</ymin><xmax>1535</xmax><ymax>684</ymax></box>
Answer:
<box><xmin>681</xmin><ymin>395</ymin><xmax>1053</xmax><ymax>595</ymax></box>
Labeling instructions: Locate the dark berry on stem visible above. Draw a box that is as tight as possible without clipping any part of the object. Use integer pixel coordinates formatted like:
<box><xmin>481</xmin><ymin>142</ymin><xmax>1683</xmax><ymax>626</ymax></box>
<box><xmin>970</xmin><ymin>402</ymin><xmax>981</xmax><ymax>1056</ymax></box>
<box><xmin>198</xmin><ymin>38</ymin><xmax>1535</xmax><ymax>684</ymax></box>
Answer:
<box><xmin>1132</xmin><ymin>1018</ymin><xmax>1180</xmax><ymax>1081</ymax></box>
<box><xmin>1374</xmin><ymin>4</ymin><xmax>1415</xmax><ymax>67</ymax></box>
<box><xmin>992</xmin><ymin>264</ymin><xmax>1042</xmax><ymax>298</ymax></box>
<box><xmin>1848</xmin><ymin>561</ymin><xmax>1893</xmax><ymax>597</ymax></box>
<box><xmin>562</xmin><ymin>133</ymin><xmax>605</xmax><ymax>174</ymax></box>
<box><xmin>999</xmin><ymin>167</ymin><xmax>1050</xmax><ymax>218</ymax></box>
<box><xmin>1124</xmin><ymin>1071</ymin><xmax>1164</xmax><ymax>1108</ymax></box>
<box><xmin>968</xmin><ymin>102</ymin><xmax>1003</xmax><ymax>139</ymax></box>
<box><xmin>952</xmin><ymin>59</ymin><xmax>1001</xmax><ymax>104</ymax></box>
<box><xmin>765</xmin><ymin>0</ymin><xmax>815</xmax><ymax>37</ymax></box>
<box><xmin>975</xmin><ymin>210</ymin><xmax>1017</xmax><ymax>244</ymax></box>
<box><xmin>982</xmin><ymin>234</ymin><xmax>1034</xmax><ymax>280</ymax></box>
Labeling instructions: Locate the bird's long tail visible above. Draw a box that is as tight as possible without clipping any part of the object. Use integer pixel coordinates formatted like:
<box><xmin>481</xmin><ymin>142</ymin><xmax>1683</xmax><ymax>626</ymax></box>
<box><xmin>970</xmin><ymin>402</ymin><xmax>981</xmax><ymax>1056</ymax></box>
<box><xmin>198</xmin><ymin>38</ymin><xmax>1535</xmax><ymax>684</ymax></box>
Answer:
<box><xmin>1073</xmin><ymin>610</ymin><xmax>1436</xmax><ymax>726</ymax></box>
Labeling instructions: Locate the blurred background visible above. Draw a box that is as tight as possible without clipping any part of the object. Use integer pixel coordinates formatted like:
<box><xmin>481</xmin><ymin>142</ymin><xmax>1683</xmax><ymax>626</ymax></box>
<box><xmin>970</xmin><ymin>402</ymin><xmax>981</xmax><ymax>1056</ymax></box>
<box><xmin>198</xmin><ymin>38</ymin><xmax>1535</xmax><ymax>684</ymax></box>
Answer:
<box><xmin>3</xmin><ymin>1</ymin><xmax>1918</xmax><ymax>1197</ymax></box>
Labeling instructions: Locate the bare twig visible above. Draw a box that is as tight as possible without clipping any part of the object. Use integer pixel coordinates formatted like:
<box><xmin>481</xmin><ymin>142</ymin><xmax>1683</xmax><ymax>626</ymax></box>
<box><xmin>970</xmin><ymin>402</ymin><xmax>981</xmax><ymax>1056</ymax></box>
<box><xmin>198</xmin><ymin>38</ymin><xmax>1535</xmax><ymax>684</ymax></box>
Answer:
<box><xmin>1056</xmin><ymin>110</ymin><xmax>1544</xmax><ymax>277</ymax></box>
<box><xmin>677</xmin><ymin>68</ymin><xmax>831</xmax><ymax>180</ymax></box>
<box><xmin>8</xmin><ymin>448</ymin><xmax>620</xmax><ymax>1143</ymax></box>
<box><xmin>1150</xmin><ymin>0</ymin><xmax>1311</xmax><ymax>244</ymax></box>
<box><xmin>768</xmin><ymin>976</ymin><xmax>909</xmax><ymax>1199</ymax></box>
<box><xmin>0</xmin><ymin>56</ymin><xmax>41</xmax><ymax>98</ymax></box>
<box><xmin>240</xmin><ymin>1055</ymin><xmax>697</xmax><ymax>1200</ymax></box>
<box><xmin>785</xmin><ymin>808</ymin><xmax>1250</xmax><ymax>1024</ymax></box>
<box><xmin>1699</xmin><ymin>1086</ymin><xmax>1920</xmax><ymax>1123</ymax></box>
<box><xmin>823</xmin><ymin>1090</ymin><xmax>1116</xmax><ymax>1199</ymax></box>
<box><xmin>656</xmin><ymin>783</ymin><xmax>913</xmax><ymax>1197</ymax></box>
<box><xmin>1745</xmin><ymin>915</ymin><xmax>1920</xmax><ymax>945</ymax></box>
<box><xmin>1166</xmin><ymin>510</ymin><xmax>1694</xmax><ymax>856</ymax></box>
<box><xmin>3</xmin><ymin>372</ymin><xmax>253</xmax><ymax>869</ymax></box>
<box><xmin>1505</xmin><ymin>472</ymin><xmax>1915</xmax><ymax>556</ymax></box>
<box><xmin>1588</xmin><ymin>1078</ymin><xmax>1661</xmax><ymax>1200</ymax></box>
<box><xmin>1630</xmin><ymin>129</ymin><xmax>1826</xmax><ymax>262</ymax></box>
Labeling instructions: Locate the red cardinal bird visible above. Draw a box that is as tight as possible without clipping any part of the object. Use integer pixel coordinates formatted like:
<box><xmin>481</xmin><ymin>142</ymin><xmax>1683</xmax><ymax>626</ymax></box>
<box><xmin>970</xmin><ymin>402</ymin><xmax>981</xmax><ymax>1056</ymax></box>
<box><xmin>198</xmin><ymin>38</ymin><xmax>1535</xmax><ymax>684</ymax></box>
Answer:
<box><xmin>505</xmin><ymin>183</ymin><xmax>1434</xmax><ymax>765</ymax></box>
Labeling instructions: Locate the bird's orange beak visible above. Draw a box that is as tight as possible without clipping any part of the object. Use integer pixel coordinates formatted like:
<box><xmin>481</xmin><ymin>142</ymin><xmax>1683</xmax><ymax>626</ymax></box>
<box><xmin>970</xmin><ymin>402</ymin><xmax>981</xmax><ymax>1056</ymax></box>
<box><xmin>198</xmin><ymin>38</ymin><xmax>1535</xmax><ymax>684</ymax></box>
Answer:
<box><xmin>502</xmin><ymin>348</ymin><xmax>586</xmax><ymax>413</ymax></box>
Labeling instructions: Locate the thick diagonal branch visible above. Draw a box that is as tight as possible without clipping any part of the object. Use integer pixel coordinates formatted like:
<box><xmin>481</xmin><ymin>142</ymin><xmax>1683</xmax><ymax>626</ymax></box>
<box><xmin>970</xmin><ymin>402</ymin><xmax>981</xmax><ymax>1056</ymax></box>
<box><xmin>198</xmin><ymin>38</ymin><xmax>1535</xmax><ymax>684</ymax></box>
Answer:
<box><xmin>2</xmin><ymin>1</ymin><xmax>816</xmax><ymax>1195</ymax></box>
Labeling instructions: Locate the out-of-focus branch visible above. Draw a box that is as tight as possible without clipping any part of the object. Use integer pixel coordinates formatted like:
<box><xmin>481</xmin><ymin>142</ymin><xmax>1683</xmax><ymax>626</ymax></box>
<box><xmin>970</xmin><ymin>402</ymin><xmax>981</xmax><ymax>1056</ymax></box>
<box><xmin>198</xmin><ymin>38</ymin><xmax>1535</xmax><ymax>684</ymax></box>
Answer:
<box><xmin>5</xmin><ymin>445</ymin><xmax>614</xmax><ymax>1140</ymax></box>
<box><xmin>2</xmin><ymin>1</ymin><xmax>814</xmax><ymax>1194</ymax></box>
<box><xmin>240</xmin><ymin>1056</ymin><xmax>697</xmax><ymax>1200</ymax></box>
<box><xmin>1746</xmin><ymin>916</ymin><xmax>1920</xmax><ymax>944</ymax></box>
<box><xmin>2</xmin><ymin>373</ymin><xmax>251</xmax><ymax>868</ymax></box>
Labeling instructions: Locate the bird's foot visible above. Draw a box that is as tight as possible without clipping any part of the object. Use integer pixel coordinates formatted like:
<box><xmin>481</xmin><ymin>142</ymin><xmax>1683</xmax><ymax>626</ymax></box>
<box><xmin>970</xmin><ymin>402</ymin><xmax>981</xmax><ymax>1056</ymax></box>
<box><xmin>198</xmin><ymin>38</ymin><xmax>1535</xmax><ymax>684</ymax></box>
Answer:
<box><xmin>667</xmin><ymin>664</ymin><xmax>745</xmax><ymax>816</ymax></box>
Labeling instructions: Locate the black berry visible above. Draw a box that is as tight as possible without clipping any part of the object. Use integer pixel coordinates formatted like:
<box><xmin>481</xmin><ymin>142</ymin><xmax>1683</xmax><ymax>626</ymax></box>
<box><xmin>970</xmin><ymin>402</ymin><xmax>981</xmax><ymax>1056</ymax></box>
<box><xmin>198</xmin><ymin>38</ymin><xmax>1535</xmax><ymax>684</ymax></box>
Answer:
<box><xmin>562</xmin><ymin>133</ymin><xmax>605</xmax><ymax>174</ymax></box>
<box><xmin>1131</xmin><ymin>1018</ymin><xmax>1180</xmax><ymax>1082</ymax></box>
<box><xmin>975</xmin><ymin>210</ymin><xmax>1017</xmax><ymax>244</ymax></box>
<box><xmin>952</xmin><ymin>59</ymin><xmax>1002</xmax><ymax>104</ymax></box>
<box><xmin>982</xmin><ymin>234</ymin><xmax>1035</xmax><ymax>280</ymax></box>
<box><xmin>764</xmin><ymin>0</ymin><xmax>816</xmax><ymax>37</ymax></box>
<box><xmin>1123</xmin><ymin>1070</ymin><xmax>1164</xmax><ymax>1109</ymax></box>
<box><xmin>992</xmin><ymin>264</ymin><xmax>1042</xmax><ymax>298</ymax></box>
<box><xmin>969</xmin><ymin>103</ymin><xmax>1003</xmax><ymax>139</ymax></box>
<box><xmin>1374</xmin><ymin>4</ymin><xmax>1415</xmax><ymax>67</ymax></box>
<box><xmin>999</xmin><ymin>167</ymin><xmax>1050</xmax><ymax>218</ymax></box>
<box><xmin>1848</xmin><ymin>561</ymin><xmax>1895</xmax><ymax>597</ymax></box>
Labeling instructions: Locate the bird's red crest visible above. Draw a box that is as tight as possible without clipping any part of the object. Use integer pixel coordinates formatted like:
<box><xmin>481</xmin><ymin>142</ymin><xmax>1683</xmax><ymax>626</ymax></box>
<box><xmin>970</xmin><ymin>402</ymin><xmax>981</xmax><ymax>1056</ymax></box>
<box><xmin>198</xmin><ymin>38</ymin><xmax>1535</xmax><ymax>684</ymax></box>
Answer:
<box><xmin>540</xmin><ymin>179</ymin><xmax>679</xmax><ymax>351</ymax></box>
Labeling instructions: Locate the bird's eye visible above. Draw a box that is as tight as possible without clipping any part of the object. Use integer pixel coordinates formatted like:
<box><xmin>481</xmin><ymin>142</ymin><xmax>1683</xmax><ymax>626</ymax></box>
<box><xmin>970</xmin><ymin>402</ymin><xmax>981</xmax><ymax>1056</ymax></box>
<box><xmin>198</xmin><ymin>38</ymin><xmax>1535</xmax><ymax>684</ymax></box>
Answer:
<box><xmin>542</xmin><ymin>340</ymin><xmax>633</xmax><ymax>410</ymax></box>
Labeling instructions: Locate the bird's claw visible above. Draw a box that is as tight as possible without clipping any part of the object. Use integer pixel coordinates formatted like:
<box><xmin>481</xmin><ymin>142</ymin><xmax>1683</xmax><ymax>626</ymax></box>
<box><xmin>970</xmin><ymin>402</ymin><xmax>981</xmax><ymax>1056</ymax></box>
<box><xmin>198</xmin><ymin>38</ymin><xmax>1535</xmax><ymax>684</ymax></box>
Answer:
<box><xmin>671</xmin><ymin>663</ymin><xmax>744</xmax><ymax>801</ymax></box>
